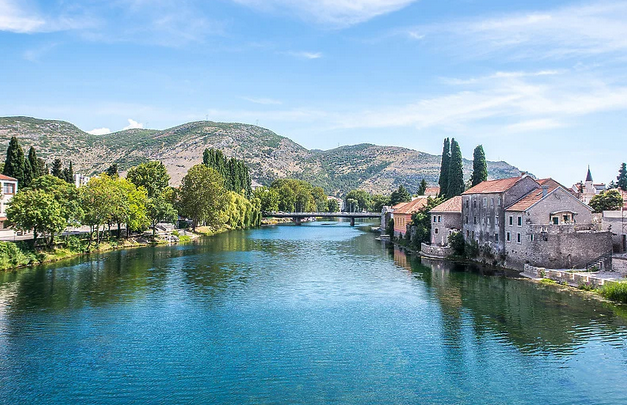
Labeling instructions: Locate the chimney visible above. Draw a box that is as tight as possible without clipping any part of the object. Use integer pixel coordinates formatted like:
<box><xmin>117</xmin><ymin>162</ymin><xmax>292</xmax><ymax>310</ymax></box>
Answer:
<box><xmin>542</xmin><ymin>185</ymin><xmax>549</xmax><ymax>197</ymax></box>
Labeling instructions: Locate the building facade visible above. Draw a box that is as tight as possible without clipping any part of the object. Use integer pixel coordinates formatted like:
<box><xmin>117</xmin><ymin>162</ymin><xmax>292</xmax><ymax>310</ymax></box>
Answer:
<box><xmin>392</xmin><ymin>198</ymin><xmax>428</xmax><ymax>237</ymax></box>
<box><xmin>571</xmin><ymin>167</ymin><xmax>606</xmax><ymax>204</ymax></box>
<box><xmin>429</xmin><ymin>196</ymin><xmax>462</xmax><ymax>247</ymax></box>
<box><xmin>0</xmin><ymin>174</ymin><xmax>18</xmax><ymax>230</ymax></box>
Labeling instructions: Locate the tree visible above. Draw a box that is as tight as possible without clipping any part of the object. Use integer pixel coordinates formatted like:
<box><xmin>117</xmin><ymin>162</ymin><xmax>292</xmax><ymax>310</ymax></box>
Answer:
<box><xmin>327</xmin><ymin>198</ymin><xmax>339</xmax><ymax>212</ymax></box>
<box><xmin>371</xmin><ymin>194</ymin><xmax>390</xmax><ymax>212</ymax></box>
<box><xmin>277</xmin><ymin>185</ymin><xmax>296</xmax><ymax>212</ymax></box>
<box><xmin>389</xmin><ymin>185</ymin><xmax>411</xmax><ymax>206</ymax></box>
<box><xmin>22</xmin><ymin>158</ymin><xmax>33</xmax><ymax>188</ymax></box>
<box><xmin>589</xmin><ymin>190</ymin><xmax>624</xmax><ymax>213</ymax></box>
<box><xmin>62</xmin><ymin>161</ymin><xmax>74</xmax><ymax>184</ymax></box>
<box><xmin>105</xmin><ymin>163</ymin><xmax>119</xmax><ymax>177</ymax></box>
<box><xmin>253</xmin><ymin>187</ymin><xmax>280</xmax><ymax>212</ymax></box>
<box><xmin>127</xmin><ymin>161</ymin><xmax>170</xmax><ymax>198</ymax></box>
<box><xmin>177</xmin><ymin>165</ymin><xmax>227</xmax><ymax>231</ymax></box>
<box><xmin>3</xmin><ymin>137</ymin><xmax>26</xmax><ymax>185</ymax></box>
<box><xmin>618</xmin><ymin>163</ymin><xmax>627</xmax><ymax>191</ymax></box>
<box><xmin>51</xmin><ymin>159</ymin><xmax>63</xmax><ymax>179</ymax></box>
<box><xmin>80</xmin><ymin>175</ymin><xmax>118</xmax><ymax>244</ymax></box>
<box><xmin>146</xmin><ymin>190</ymin><xmax>178</xmax><ymax>236</ymax></box>
<box><xmin>344</xmin><ymin>190</ymin><xmax>372</xmax><ymax>212</ymax></box>
<box><xmin>203</xmin><ymin>148</ymin><xmax>252</xmax><ymax>197</ymax></box>
<box><xmin>28</xmin><ymin>175</ymin><xmax>83</xmax><ymax>230</ymax></box>
<box><xmin>28</xmin><ymin>147</ymin><xmax>42</xmax><ymax>179</ymax></box>
<box><xmin>438</xmin><ymin>138</ymin><xmax>451</xmax><ymax>198</ymax></box>
<box><xmin>417</xmin><ymin>179</ymin><xmax>427</xmax><ymax>196</ymax></box>
<box><xmin>447</xmin><ymin>138</ymin><xmax>465</xmax><ymax>198</ymax></box>
<box><xmin>470</xmin><ymin>145</ymin><xmax>488</xmax><ymax>187</ymax></box>
<box><xmin>7</xmin><ymin>189</ymin><xmax>66</xmax><ymax>248</ymax></box>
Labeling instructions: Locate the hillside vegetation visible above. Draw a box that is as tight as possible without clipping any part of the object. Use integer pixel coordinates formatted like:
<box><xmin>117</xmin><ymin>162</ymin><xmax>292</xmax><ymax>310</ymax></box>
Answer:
<box><xmin>0</xmin><ymin>116</ymin><xmax>521</xmax><ymax>195</ymax></box>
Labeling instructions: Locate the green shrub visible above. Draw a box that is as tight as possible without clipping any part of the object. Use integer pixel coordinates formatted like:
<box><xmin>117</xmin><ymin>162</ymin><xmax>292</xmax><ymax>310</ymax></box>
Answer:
<box><xmin>578</xmin><ymin>281</ymin><xmax>596</xmax><ymax>291</ymax></box>
<box><xmin>540</xmin><ymin>278</ymin><xmax>557</xmax><ymax>285</ymax></box>
<box><xmin>600</xmin><ymin>282</ymin><xmax>627</xmax><ymax>303</ymax></box>
<box><xmin>171</xmin><ymin>230</ymin><xmax>180</xmax><ymax>237</ymax></box>
<box><xmin>0</xmin><ymin>241</ymin><xmax>37</xmax><ymax>270</ymax></box>
<box><xmin>448</xmin><ymin>232</ymin><xmax>465</xmax><ymax>256</ymax></box>
<box><xmin>178</xmin><ymin>235</ymin><xmax>192</xmax><ymax>243</ymax></box>
<box><xmin>65</xmin><ymin>236</ymin><xmax>87</xmax><ymax>253</ymax></box>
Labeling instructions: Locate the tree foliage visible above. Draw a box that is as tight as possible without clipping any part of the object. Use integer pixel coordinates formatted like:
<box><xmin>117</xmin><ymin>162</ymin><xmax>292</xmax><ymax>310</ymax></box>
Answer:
<box><xmin>417</xmin><ymin>179</ymin><xmax>427</xmax><ymax>195</ymax></box>
<box><xmin>268</xmin><ymin>179</ymin><xmax>326</xmax><ymax>212</ymax></box>
<box><xmin>470</xmin><ymin>145</ymin><xmax>488</xmax><ymax>187</ymax></box>
<box><xmin>327</xmin><ymin>198</ymin><xmax>340</xmax><ymax>212</ymax></box>
<box><xmin>389</xmin><ymin>185</ymin><xmax>411</xmax><ymax>207</ymax></box>
<box><xmin>589</xmin><ymin>190</ymin><xmax>624</xmax><ymax>213</ymax></box>
<box><xmin>127</xmin><ymin>161</ymin><xmax>170</xmax><ymax>198</ymax></box>
<box><xmin>447</xmin><ymin>138</ymin><xmax>465</xmax><ymax>198</ymax></box>
<box><xmin>371</xmin><ymin>194</ymin><xmax>390</xmax><ymax>212</ymax></box>
<box><xmin>3</xmin><ymin>137</ymin><xmax>26</xmax><ymax>185</ymax></box>
<box><xmin>203</xmin><ymin>148</ymin><xmax>252</xmax><ymax>197</ymax></box>
<box><xmin>618</xmin><ymin>163</ymin><xmax>627</xmax><ymax>191</ymax></box>
<box><xmin>344</xmin><ymin>189</ymin><xmax>372</xmax><ymax>212</ymax></box>
<box><xmin>438</xmin><ymin>138</ymin><xmax>451</xmax><ymax>198</ymax></box>
<box><xmin>7</xmin><ymin>189</ymin><xmax>66</xmax><ymax>247</ymax></box>
<box><xmin>410</xmin><ymin>197</ymin><xmax>444</xmax><ymax>248</ymax></box>
<box><xmin>176</xmin><ymin>165</ymin><xmax>227</xmax><ymax>230</ymax></box>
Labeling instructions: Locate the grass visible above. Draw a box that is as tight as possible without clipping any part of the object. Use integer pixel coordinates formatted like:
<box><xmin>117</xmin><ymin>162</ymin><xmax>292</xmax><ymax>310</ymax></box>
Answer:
<box><xmin>540</xmin><ymin>278</ymin><xmax>557</xmax><ymax>285</ymax></box>
<box><xmin>600</xmin><ymin>282</ymin><xmax>627</xmax><ymax>304</ymax></box>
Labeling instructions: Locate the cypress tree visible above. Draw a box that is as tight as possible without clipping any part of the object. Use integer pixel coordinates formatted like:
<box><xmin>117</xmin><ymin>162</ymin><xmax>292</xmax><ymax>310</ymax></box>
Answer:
<box><xmin>105</xmin><ymin>163</ymin><xmax>118</xmax><ymax>177</ymax></box>
<box><xmin>3</xmin><ymin>137</ymin><xmax>26</xmax><ymax>184</ymax></box>
<box><xmin>618</xmin><ymin>163</ymin><xmax>627</xmax><ymax>191</ymax></box>
<box><xmin>67</xmin><ymin>161</ymin><xmax>74</xmax><ymax>184</ymax></box>
<box><xmin>438</xmin><ymin>138</ymin><xmax>451</xmax><ymax>198</ymax></box>
<box><xmin>447</xmin><ymin>138</ymin><xmax>465</xmax><ymax>197</ymax></box>
<box><xmin>23</xmin><ymin>158</ymin><xmax>33</xmax><ymax>188</ymax></box>
<box><xmin>470</xmin><ymin>145</ymin><xmax>488</xmax><ymax>187</ymax></box>
<box><xmin>51</xmin><ymin>159</ymin><xmax>63</xmax><ymax>179</ymax></box>
<box><xmin>28</xmin><ymin>147</ymin><xmax>41</xmax><ymax>178</ymax></box>
<box><xmin>418</xmin><ymin>179</ymin><xmax>427</xmax><ymax>195</ymax></box>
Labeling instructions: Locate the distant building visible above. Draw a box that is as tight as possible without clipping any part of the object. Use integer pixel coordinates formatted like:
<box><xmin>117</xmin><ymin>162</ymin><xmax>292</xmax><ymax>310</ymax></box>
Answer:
<box><xmin>392</xmin><ymin>197</ymin><xmax>429</xmax><ymax>238</ymax></box>
<box><xmin>251</xmin><ymin>180</ymin><xmax>263</xmax><ymax>191</ymax></box>
<box><xmin>73</xmin><ymin>173</ymin><xmax>90</xmax><ymax>188</ymax></box>
<box><xmin>424</xmin><ymin>187</ymin><xmax>440</xmax><ymax>197</ymax></box>
<box><xmin>461</xmin><ymin>175</ymin><xmax>611</xmax><ymax>270</ymax></box>
<box><xmin>429</xmin><ymin>196</ymin><xmax>462</xmax><ymax>247</ymax></box>
<box><xmin>571</xmin><ymin>167</ymin><xmax>605</xmax><ymax>204</ymax></box>
<box><xmin>0</xmin><ymin>174</ymin><xmax>18</xmax><ymax>230</ymax></box>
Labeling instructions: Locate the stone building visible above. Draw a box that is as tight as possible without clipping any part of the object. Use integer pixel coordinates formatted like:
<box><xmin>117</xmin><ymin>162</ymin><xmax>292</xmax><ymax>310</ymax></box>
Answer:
<box><xmin>429</xmin><ymin>196</ymin><xmax>462</xmax><ymax>247</ymax></box>
<box><xmin>0</xmin><ymin>174</ymin><xmax>18</xmax><ymax>231</ymax></box>
<box><xmin>463</xmin><ymin>175</ymin><xmax>612</xmax><ymax>270</ymax></box>
<box><xmin>602</xmin><ymin>210</ymin><xmax>627</xmax><ymax>253</ymax></box>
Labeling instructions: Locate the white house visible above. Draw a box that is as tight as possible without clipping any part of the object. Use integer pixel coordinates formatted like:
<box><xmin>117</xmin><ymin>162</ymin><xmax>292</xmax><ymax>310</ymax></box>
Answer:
<box><xmin>0</xmin><ymin>174</ymin><xmax>18</xmax><ymax>230</ymax></box>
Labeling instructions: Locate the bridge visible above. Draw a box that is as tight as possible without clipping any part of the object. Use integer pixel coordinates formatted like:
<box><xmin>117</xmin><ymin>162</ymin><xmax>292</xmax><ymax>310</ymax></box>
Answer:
<box><xmin>263</xmin><ymin>212</ymin><xmax>381</xmax><ymax>226</ymax></box>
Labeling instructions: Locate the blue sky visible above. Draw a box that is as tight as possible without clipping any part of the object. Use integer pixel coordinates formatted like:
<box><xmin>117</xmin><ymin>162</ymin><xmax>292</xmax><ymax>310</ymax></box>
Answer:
<box><xmin>1</xmin><ymin>0</ymin><xmax>626</xmax><ymax>186</ymax></box>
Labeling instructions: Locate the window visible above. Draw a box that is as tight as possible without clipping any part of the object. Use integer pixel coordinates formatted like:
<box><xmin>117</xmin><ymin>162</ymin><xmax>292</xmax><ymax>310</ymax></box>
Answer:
<box><xmin>563</xmin><ymin>214</ymin><xmax>570</xmax><ymax>222</ymax></box>
<box><xmin>474</xmin><ymin>216</ymin><xmax>477</xmax><ymax>224</ymax></box>
<box><xmin>495</xmin><ymin>216</ymin><xmax>499</xmax><ymax>225</ymax></box>
<box><xmin>465</xmin><ymin>200</ymin><xmax>469</xmax><ymax>208</ymax></box>
<box><xmin>438</xmin><ymin>216</ymin><xmax>441</xmax><ymax>222</ymax></box>
<box><xmin>467</xmin><ymin>230</ymin><xmax>470</xmax><ymax>238</ymax></box>
<box><xmin>483</xmin><ymin>197</ymin><xmax>487</xmax><ymax>207</ymax></box>
<box><xmin>530</xmin><ymin>234</ymin><xmax>535</xmax><ymax>242</ymax></box>
<box><xmin>473</xmin><ymin>200</ymin><xmax>477</xmax><ymax>208</ymax></box>
<box><xmin>509</xmin><ymin>216</ymin><xmax>513</xmax><ymax>226</ymax></box>
<box><xmin>465</xmin><ymin>216</ymin><xmax>468</xmax><ymax>224</ymax></box>
<box><xmin>506</xmin><ymin>232</ymin><xmax>511</xmax><ymax>242</ymax></box>
<box><xmin>487</xmin><ymin>217</ymin><xmax>490</xmax><ymax>225</ymax></box>
<box><xmin>517</xmin><ymin>216</ymin><xmax>522</xmax><ymax>227</ymax></box>
<box><xmin>553</xmin><ymin>217</ymin><xmax>559</xmax><ymax>225</ymax></box>
<box><xmin>517</xmin><ymin>233</ymin><xmax>521</xmax><ymax>243</ymax></box>
<box><xmin>2</xmin><ymin>183</ymin><xmax>15</xmax><ymax>194</ymax></box>
<box><xmin>472</xmin><ymin>231</ymin><xmax>475</xmax><ymax>239</ymax></box>
<box><xmin>491</xmin><ymin>198</ymin><xmax>494</xmax><ymax>207</ymax></box>
<box><xmin>435</xmin><ymin>228</ymin><xmax>439</xmax><ymax>234</ymax></box>
<box><xmin>495</xmin><ymin>233</ymin><xmax>499</xmax><ymax>242</ymax></box>
<box><xmin>434</xmin><ymin>216</ymin><xmax>437</xmax><ymax>223</ymax></box>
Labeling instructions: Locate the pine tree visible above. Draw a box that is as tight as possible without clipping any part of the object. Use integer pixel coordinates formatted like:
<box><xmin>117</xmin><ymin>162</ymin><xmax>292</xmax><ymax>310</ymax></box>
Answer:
<box><xmin>470</xmin><ymin>145</ymin><xmax>488</xmax><ymax>187</ymax></box>
<box><xmin>28</xmin><ymin>147</ymin><xmax>41</xmax><ymax>179</ymax></box>
<box><xmin>3</xmin><ymin>137</ymin><xmax>26</xmax><ymax>185</ymax></box>
<box><xmin>438</xmin><ymin>138</ymin><xmax>451</xmax><ymax>198</ymax></box>
<box><xmin>447</xmin><ymin>138</ymin><xmax>465</xmax><ymax>198</ymax></box>
<box><xmin>418</xmin><ymin>179</ymin><xmax>427</xmax><ymax>195</ymax></box>
<box><xmin>51</xmin><ymin>159</ymin><xmax>63</xmax><ymax>179</ymax></box>
<box><xmin>618</xmin><ymin>163</ymin><xmax>627</xmax><ymax>191</ymax></box>
<box><xmin>105</xmin><ymin>163</ymin><xmax>118</xmax><ymax>177</ymax></box>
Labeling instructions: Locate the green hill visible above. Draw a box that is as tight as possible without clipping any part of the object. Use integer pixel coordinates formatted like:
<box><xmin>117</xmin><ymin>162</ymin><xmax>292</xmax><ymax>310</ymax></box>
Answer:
<box><xmin>0</xmin><ymin>116</ymin><xmax>522</xmax><ymax>195</ymax></box>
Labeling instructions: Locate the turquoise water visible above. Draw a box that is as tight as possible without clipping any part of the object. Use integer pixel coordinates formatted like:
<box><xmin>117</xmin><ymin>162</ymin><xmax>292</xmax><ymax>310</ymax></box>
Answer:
<box><xmin>1</xmin><ymin>222</ymin><xmax>626</xmax><ymax>404</ymax></box>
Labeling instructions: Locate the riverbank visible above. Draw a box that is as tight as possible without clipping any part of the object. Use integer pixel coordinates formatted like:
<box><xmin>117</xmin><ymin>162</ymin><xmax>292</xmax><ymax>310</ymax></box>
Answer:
<box><xmin>0</xmin><ymin>231</ymin><xmax>202</xmax><ymax>272</ymax></box>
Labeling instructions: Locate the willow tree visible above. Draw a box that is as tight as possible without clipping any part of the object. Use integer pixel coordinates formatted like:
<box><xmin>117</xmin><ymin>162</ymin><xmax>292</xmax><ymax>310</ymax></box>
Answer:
<box><xmin>177</xmin><ymin>164</ymin><xmax>227</xmax><ymax>231</ymax></box>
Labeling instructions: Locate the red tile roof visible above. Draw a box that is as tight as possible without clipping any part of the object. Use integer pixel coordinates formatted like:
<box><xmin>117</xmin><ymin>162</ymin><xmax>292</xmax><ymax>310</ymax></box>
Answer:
<box><xmin>0</xmin><ymin>174</ymin><xmax>17</xmax><ymax>182</ymax></box>
<box><xmin>424</xmin><ymin>187</ymin><xmax>440</xmax><ymax>196</ymax></box>
<box><xmin>430</xmin><ymin>196</ymin><xmax>462</xmax><ymax>213</ymax></box>
<box><xmin>506</xmin><ymin>180</ymin><xmax>561</xmax><ymax>212</ymax></box>
<box><xmin>392</xmin><ymin>201</ymin><xmax>409</xmax><ymax>210</ymax></box>
<box><xmin>462</xmin><ymin>176</ymin><xmax>532</xmax><ymax>195</ymax></box>
<box><xmin>393</xmin><ymin>197</ymin><xmax>429</xmax><ymax>214</ymax></box>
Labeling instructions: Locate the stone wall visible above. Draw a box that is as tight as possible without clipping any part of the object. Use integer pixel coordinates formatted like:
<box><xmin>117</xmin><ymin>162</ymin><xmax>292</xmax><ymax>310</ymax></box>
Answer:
<box><xmin>420</xmin><ymin>243</ymin><xmax>453</xmax><ymax>259</ymax></box>
<box><xmin>613</xmin><ymin>256</ymin><xmax>627</xmax><ymax>275</ymax></box>
<box><xmin>523</xmin><ymin>264</ymin><xmax>614</xmax><ymax>287</ymax></box>
<box><xmin>506</xmin><ymin>229</ymin><xmax>612</xmax><ymax>271</ymax></box>
<box><xmin>430</xmin><ymin>212</ymin><xmax>462</xmax><ymax>246</ymax></box>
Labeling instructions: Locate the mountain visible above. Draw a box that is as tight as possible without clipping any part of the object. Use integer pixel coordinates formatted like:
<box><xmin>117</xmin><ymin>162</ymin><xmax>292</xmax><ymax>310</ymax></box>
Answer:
<box><xmin>0</xmin><ymin>116</ymin><xmax>522</xmax><ymax>195</ymax></box>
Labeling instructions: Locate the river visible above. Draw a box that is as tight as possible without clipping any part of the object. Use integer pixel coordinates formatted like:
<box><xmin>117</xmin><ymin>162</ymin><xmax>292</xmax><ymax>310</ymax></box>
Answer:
<box><xmin>1</xmin><ymin>221</ymin><xmax>626</xmax><ymax>404</ymax></box>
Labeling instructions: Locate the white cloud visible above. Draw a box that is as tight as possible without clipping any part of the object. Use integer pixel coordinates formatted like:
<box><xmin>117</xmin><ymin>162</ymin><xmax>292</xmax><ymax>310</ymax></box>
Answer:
<box><xmin>123</xmin><ymin>119</ymin><xmax>144</xmax><ymax>130</ymax></box>
<box><xmin>231</xmin><ymin>0</ymin><xmax>419</xmax><ymax>27</ymax></box>
<box><xmin>284</xmin><ymin>51</ymin><xmax>323</xmax><ymax>59</ymax></box>
<box><xmin>241</xmin><ymin>97</ymin><xmax>283</xmax><ymax>105</ymax></box>
<box><xmin>87</xmin><ymin>127</ymin><xmax>112</xmax><ymax>135</ymax></box>
<box><xmin>0</xmin><ymin>0</ymin><xmax>96</xmax><ymax>33</ymax></box>
<box><xmin>402</xmin><ymin>2</ymin><xmax>627</xmax><ymax>59</ymax></box>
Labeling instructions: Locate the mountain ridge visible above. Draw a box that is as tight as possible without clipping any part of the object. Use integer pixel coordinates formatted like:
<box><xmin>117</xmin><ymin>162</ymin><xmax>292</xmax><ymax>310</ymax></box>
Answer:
<box><xmin>0</xmin><ymin>116</ymin><xmax>522</xmax><ymax>195</ymax></box>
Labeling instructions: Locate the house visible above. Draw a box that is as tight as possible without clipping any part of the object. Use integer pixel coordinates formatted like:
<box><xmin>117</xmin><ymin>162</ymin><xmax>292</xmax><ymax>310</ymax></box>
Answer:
<box><xmin>463</xmin><ymin>174</ymin><xmax>612</xmax><ymax>270</ymax></box>
<box><xmin>571</xmin><ymin>167</ymin><xmax>606</xmax><ymax>204</ymax></box>
<box><xmin>392</xmin><ymin>197</ymin><xmax>428</xmax><ymax>238</ymax></box>
<box><xmin>0</xmin><ymin>174</ymin><xmax>18</xmax><ymax>231</ymax></box>
<box><xmin>429</xmin><ymin>196</ymin><xmax>462</xmax><ymax>247</ymax></box>
<box><xmin>424</xmin><ymin>187</ymin><xmax>440</xmax><ymax>197</ymax></box>
<box><xmin>73</xmin><ymin>173</ymin><xmax>90</xmax><ymax>188</ymax></box>
<box><xmin>602</xmin><ymin>209</ymin><xmax>627</xmax><ymax>254</ymax></box>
